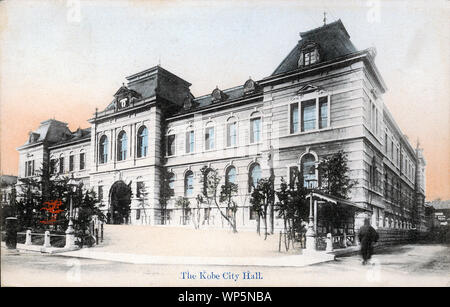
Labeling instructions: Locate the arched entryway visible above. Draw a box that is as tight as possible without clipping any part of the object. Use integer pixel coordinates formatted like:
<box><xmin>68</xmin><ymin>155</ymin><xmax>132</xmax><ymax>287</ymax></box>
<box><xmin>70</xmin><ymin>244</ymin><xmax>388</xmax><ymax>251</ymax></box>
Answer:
<box><xmin>108</xmin><ymin>180</ymin><xmax>132</xmax><ymax>224</ymax></box>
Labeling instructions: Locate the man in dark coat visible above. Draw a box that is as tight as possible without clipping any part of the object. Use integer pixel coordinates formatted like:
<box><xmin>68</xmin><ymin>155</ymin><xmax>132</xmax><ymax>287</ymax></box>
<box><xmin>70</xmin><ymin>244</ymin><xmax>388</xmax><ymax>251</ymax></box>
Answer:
<box><xmin>358</xmin><ymin>218</ymin><xmax>379</xmax><ymax>265</ymax></box>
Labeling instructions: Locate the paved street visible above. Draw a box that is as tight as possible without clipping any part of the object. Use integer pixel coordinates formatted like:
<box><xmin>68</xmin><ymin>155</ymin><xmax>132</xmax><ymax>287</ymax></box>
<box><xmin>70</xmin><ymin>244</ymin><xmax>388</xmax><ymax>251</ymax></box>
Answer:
<box><xmin>1</xmin><ymin>243</ymin><xmax>449</xmax><ymax>287</ymax></box>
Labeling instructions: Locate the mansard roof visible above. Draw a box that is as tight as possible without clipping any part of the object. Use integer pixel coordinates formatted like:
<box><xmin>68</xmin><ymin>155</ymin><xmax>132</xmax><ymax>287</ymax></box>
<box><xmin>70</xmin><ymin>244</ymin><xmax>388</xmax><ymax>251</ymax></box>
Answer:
<box><xmin>272</xmin><ymin>19</ymin><xmax>357</xmax><ymax>76</ymax></box>
<box><xmin>48</xmin><ymin>127</ymin><xmax>91</xmax><ymax>148</ymax></box>
<box><xmin>19</xmin><ymin>119</ymin><xmax>72</xmax><ymax>148</ymax></box>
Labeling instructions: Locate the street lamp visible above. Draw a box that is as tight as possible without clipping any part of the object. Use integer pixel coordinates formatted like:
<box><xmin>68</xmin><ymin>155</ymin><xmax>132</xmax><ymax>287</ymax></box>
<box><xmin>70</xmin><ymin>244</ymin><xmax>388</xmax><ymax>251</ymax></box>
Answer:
<box><xmin>65</xmin><ymin>177</ymin><xmax>78</xmax><ymax>248</ymax></box>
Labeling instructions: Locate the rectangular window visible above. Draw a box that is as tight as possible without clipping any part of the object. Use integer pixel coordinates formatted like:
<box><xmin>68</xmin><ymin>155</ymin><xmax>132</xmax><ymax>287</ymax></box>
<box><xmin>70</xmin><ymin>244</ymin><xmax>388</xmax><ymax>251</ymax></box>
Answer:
<box><xmin>186</xmin><ymin>130</ymin><xmax>194</xmax><ymax>153</ymax></box>
<box><xmin>167</xmin><ymin>134</ymin><xmax>175</xmax><ymax>156</ymax></box>
<box><xmin>136</xmin><ymin>209</ymin><xmax>141</xmax><ymax>220</ymax></box>
<box><xmin>385</xmin><ymin>133</ymin><xmax>388</xmax><ymax>153</ymax></box>
<box><xmin>59</xmin><ymin>157</ymin><xmax>64</xmax><ymax>174</ymax></box>
<box><xmin>319</xmin><ymin>96</ymin><xmax>328</xmax><ymax>129</ymax></box>
<box><xmin>50</xmin><ymin>159</ymin><xmax>57</xmax><ymax>174</ymax></box>
<box><xmin>98</xmin><ymin>186</ymin><xmax>103</xmax><ymax>201</ymax></box>
<box><xmin>227</xmin><ymin>122</ymin><xmax>237</xmax><ymax>147</ymax></box>
<box><xmin>79</xmin><ymin>153</ymin><xmax>85</xmax><ymax>170</ymax></box>
<box><xmin>250</xmin><ymin>117</ymin><xmax>261</xmax><ymax>143</ymax></box>
<box><xmin>290</xmin><ymin>104</ymin><xmax>299</xmax><ymax>133</ymax></box>
<box><xmin>289</xmin><ymin>166</ymin><xmax>299</xmax><ymax>188</ymax></box>
<box><xmin>136</xmin><ymin>181</ymin><xmax>144</xmax><ymax>198</ymax></box>
<box><xmin>390</xmin><ymin>140</ymin><xmax>394</xmax><ymax>160</ymax></box>
<box><xmin>301</xmin><ymin>99</ymin><xmax>316</xmax><ymax>132</ymax></box>
<box><xmin>205</xmin><ymin>127</ymin><xmax>214</xmax><ymax>150</ymax></box>
<box><xmin>249</xmin><ymin>207</ymin><xmax>258</xmax><ymax>220</ymax></box>
<box><xmin>69</xmin><ymin>155</ymin><xmax>74</xmax><ymax>172</ymax></box>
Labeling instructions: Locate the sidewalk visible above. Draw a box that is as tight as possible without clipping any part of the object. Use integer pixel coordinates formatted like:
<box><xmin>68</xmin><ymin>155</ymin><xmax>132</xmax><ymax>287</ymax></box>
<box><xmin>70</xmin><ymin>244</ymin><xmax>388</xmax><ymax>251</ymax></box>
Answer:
<box><xmin>56</xmin><ymin>247</ymin><xmax>336</xmax><ymax>267</ymax></box>
<box><xmin>1</xmin><ymin>241</ymin><xmax>79</xmax><ymax>254</ymax></box>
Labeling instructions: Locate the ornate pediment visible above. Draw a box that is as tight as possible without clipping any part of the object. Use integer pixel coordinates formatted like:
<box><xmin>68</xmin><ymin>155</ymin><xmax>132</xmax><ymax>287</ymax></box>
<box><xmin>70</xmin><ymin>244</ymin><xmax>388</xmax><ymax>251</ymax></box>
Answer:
<box><xmin>113</xmin><ymin>84</ymin><xmax>142</xmax><ymax>111</ymax></box>
<box><xmin>296</xmin><ymin>84</ymin><xmax>324</xmax><ymax>95</ymax></box>
<box><xmin>211</xmin><ymin>86</ymin><xmax>227</xmax><ymax>102</ymax></box>
<box><xmin>243</xmin><ymin>77</ymin><xmax>260</xmax><ymax>95</ymax></box>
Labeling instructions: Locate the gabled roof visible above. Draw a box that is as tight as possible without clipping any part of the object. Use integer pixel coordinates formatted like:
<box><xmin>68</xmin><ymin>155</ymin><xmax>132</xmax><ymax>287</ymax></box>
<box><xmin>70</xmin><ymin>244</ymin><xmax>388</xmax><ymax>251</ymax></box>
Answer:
<box><xmin>272</xmin><ymin>19</ymin><xmax>357</xmax><ymax>76</ymax></box>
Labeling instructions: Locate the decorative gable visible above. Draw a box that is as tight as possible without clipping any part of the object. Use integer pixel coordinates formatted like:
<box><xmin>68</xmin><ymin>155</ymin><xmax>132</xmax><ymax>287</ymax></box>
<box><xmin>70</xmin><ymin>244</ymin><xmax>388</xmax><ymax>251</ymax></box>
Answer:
<box><xmin>211</xmin><ymin>86</ymin><xmax>227</xmax><ymax>102</ymax></box>
<box><xmin>243</xmin><ymin>77</ymin><xmax>260</xmax><ymax>95</ymax></box>
<box><xmin>113</xmin><ymin>84</ymin><xmax>142</xmax><ymax>111</ymax></box>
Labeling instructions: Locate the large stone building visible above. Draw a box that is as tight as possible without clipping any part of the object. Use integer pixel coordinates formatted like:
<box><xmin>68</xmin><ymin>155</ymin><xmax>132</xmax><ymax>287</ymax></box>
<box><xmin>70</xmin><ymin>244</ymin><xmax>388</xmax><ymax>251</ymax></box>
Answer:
<box><xmin>16</xmin><ymin>20</ymin><xmax>427</xmax><ymax>234</ymax></box>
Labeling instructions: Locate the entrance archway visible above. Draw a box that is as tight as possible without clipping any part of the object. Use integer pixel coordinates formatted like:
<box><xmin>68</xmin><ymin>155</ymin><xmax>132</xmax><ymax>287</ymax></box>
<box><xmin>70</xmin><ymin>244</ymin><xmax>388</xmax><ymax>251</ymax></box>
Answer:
<box><xmin>108</xmin><ymin>180</ymin><xmax>132</xmax><ymax>224</ymax></box>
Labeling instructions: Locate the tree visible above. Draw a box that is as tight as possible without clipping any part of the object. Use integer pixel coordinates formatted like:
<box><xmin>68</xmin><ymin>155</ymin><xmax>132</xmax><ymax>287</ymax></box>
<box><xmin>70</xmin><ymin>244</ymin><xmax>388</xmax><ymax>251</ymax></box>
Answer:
<box><xmin>175</xmin><ymin>196</ymin><xmax>191</xmax><ymax>225</ymax></box>
<box><xmin>317</xmin><ymin>150</ymin><xmax>357</xmax><ymax>233</ymax></box>
<box><xmin>199</xmin><ymin>166</ymin><xmax>238</xmax><ymax>233</ymax></box>
<box><xmin>250</xmin><ymin>178</ymin><xmax>274</xmax><ymax>240</ymax></box>
<box><xmin>159</xmin><ymin>168</ymin><xmax>174</xmax><ymax>225</ymax></box>
<box><xmin>275</xmin><ymin>174</ymin><xmax>310</xmax><ymax>250</ymax></box>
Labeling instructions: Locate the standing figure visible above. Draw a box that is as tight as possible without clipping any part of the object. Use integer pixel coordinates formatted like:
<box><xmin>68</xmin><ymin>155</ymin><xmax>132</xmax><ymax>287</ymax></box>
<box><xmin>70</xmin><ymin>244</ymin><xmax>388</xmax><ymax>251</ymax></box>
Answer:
<box><xmin>358</xmin><ymin>218</ymin><xmax>379</xmax><ymax>265</ymax></box>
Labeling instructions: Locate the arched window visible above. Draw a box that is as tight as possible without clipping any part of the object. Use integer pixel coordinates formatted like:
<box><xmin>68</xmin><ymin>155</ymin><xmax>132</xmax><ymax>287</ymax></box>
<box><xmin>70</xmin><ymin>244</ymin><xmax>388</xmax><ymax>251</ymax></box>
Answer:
<box><xmin>226</xmin><ymin>166</ymin><xmax>237</xmax><ymax>184</ymax></box>
<box><xmin>184</xmin><ymin>171</ymin><xmax>194</xmax><ymax>197</ymax></box>
<box><xmin>99</xmin><ymin>135</ymin><xmax>108</xmax><ymax>164</ymax></box>
<box><xmin>248</xmin><ymin>163</ymin><xmax>261</xmax><ymax>192</ymax></box>
<box><xmin>117</xmin><ymin>131</ymin><xmax>127</xmax><ymax>161</ymax></box>
<box><xmin>137</xmin><ymin>126</ymin><xmax>148</xmax><ymax>158</ymax></box>
<box><xmin>301</xmin><ymin>153</ymin><xmax>317</xmax><ymax>188</ymax></box>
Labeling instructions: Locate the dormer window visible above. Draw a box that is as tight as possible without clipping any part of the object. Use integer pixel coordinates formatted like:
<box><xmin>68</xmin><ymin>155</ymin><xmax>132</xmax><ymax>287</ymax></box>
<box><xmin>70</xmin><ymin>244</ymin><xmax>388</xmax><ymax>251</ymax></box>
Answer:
<box><xmin>298</xmin><ymin>43</ymin><xmax>320</xmax><ymax>67</ymax></box>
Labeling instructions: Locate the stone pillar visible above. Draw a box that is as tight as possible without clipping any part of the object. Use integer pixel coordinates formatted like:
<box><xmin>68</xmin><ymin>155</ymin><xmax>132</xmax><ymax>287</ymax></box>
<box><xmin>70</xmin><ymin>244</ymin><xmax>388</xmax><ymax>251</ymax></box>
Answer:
<box><xmin>25</xmin><ymin>229</ymin><xmax>32</xmax><ymax>245</ymax></box>
<box><xmin>343</xmin><ymin>231</ymin><xmax>348</xmax><ymax>248</ymax></box>
<box><xmin>43</xmin><ymin>231</ymin><xmax>51</xmax><ymax>248</ymax></box>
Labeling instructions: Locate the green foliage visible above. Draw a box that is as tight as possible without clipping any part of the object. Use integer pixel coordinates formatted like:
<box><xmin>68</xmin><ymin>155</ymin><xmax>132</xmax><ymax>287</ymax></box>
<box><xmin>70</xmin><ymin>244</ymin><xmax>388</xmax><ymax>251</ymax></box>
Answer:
<box><xmin>175</xmin><ymin>196</ymin><xmax>191</xmax><ymax>225</ymax></box>
<box><xmin>159</xmin><ymin>167</ymin><xmax>174</xmax><ymax>224</ymax></box>
<box><xmin>199</xmin><ymin>166</ymin><xmax>239</xmax><ymax>233</ymax></box>
<box><xmin>317</xmin><ymin>150</ymin><xmax>356</xmax><ymax>199</ymax></box>
<box><xmin>250</xmin><ymin>177</ymin><xmax>275</xmax><ymax>239</ymax></box>
<box><xmin>317</xmin><ymin>150</ymin><xmax>358</xmax><ymax>232</ymax></box>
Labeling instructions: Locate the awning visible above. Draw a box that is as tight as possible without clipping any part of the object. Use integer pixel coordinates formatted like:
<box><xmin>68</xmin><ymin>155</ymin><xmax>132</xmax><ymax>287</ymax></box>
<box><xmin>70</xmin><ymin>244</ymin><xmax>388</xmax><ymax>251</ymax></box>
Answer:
<box><xmin>305</xmin><ymin>192</ymin><xmax>367</xmax><ymax>211</ymax></box>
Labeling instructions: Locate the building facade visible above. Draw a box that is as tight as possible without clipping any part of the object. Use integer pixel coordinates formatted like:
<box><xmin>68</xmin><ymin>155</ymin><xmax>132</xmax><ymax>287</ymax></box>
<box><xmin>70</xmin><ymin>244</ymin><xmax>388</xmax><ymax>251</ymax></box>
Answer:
<box><xmin>16</xmin><ymin>20</ymin><xmax>427</xmax><ymax>233</ymax></box>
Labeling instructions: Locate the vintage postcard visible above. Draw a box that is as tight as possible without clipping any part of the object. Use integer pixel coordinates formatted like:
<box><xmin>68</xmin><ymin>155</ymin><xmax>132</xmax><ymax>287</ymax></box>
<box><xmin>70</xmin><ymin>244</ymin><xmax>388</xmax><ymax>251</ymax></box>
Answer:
<box><xmin>0</xmin><ymin>0</ymin><xmax>449</xmax><ymax>293</ymax></box>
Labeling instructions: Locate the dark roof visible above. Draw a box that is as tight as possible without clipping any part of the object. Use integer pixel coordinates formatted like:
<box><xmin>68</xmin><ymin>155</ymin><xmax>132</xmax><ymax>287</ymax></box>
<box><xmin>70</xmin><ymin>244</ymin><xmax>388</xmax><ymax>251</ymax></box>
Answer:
<box><xmin>272</xmin><ymin>19</ymin><xmax>357</xmax><ymax>76</ymax></box>
<box><xmin>0</xmin><ymin>175</ymin><xmax>17</xmax><ymax>187</ymax></box>
<box><xmin>429</xmin><ymin>200</ymin><xmax>450</xmax><ymax>210</ymax></box>
<box><xmin>49</xmin><ymin>127</ymin><xmax>91</xmax><ymax>148</ymax></box>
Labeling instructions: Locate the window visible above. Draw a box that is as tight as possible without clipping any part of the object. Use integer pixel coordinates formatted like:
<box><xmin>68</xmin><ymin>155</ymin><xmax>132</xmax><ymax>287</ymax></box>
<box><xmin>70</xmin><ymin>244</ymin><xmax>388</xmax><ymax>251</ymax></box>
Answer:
<box><xmin>289</xmin><ymin>166</ymin><xmax>299</xmax><ymax>188</ymax></box>
<box><xmin>80</xmin><ymin>152</ymin><xmax>85</xmax><ymax>170</ymax></box>
<box><xmin>137</xmin><ymin>126</ymin><xmax>148</xmax><ymax>158</ymax></box>
<box><xmin>248</xmin><ymin>163</ymin><xmax>261</xmax><ymax>192</ymax></box>
<box><xmin>390</xmin><ymin>140</ymin><xmax>394</xmax><ymax>160</ymax></box>
<box><xmin>98</xmin><ymin>186</ymin><xmax>103</xmax><ymax>201</ymax></box>
<box><xmin>249</xmin><ymin>207</ymin><xmax>258</xmax><ymax>220</ymax></box>
<box><xmin>59</xmin><ymin>157</ymin><xmax>64</xmax><ymax>174</ymax></box>
<box><xmin>168</xmin><ymin>173</ymin><xmax>175</xmax><ymax>195</ymax></box>
<box><xmin>25</xmin><ymin>160</ymin><xmax>35</xmax><ymax>177</ymax></box>
<box><xmin>99</xmin><ymin>135</ymin><xmax>108</xmax><ymax>164</ymax></box>
<box><xmin>384</xmin><ymin>133</ymin><xmax>388</xmax><ymax>153</ymax></box>
<box><xmin>136</xmin><ymin>209</ymin><xmax>141</xmax><ymax>220</ymax></box>
<box><xmin>117</xmin><ymin>131</ymin><xmax>127</xmax><ymax>161</ymax></box>
<box><xmin>205</xmin><ymin>125</ymin><xmax>214</xmax><ymax>150</ymax></box>
<box><xmin>369</xmin><ymin>157</ymin><xmax>377</xmax><ymax>188</ymax></box>
<box><xmin>69</xmin><ymin>155</ymin><xmax>74</xmax><ymax>172</ymax></box>
<box><xmin>319</xmin><ymin>97</ymin><xmax>328</xmax><ymax>129</ymax></box>
<box><xmin>301</xmin><ymin>154</ymin><xmax>316</xmax><ymax>188</ymax></box>
<box><xmin>301</xmin><ymin>99</ymin><xmax>316</xmax><ymax>132</ymax></box>
<box><xmin>227</xmin><ymin>120</ymin><xmax>237</xmax><ymax>147</ymax></box>
<box><xmin>301</xmin><ymin>48</ymin><xmax>319</xmax><ymax>66</ymax></box>
<box><xmin>290</xmin><ymin>104</ymin><xmax>299</xmax><ymax>133</ymax></box>
<box><xmin>50</xmin><ymin>159</ymin><xmax>57</xmax><ymax>174</ymax></box>
<box><xmin>184</xmin><ymin>171</ymin><xmax>194</xmax><ymax>197</ymax></box>
<box><xmin>186</xmin><ymin>130</ymin><xmax>194</xmax><ymax>153</ymax></box>
<box><xmin>250</xmin><ymin>117</ymin><xmax>261</xmax><ymax>143</ymax></box>
<box><xmin>136</xmin><ymin>181</ymin><xmax>145</xmax><ymax>198</ymax></box>
<box><xmin>226</xmin><ymin>166</ymin><xmax>237</xmax><ymax>184</ymax></box>
<box><xmin>167</xmin><ymin>134</ymin><xmax>176</xmax><ymax>156</ymax></box>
